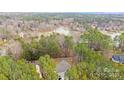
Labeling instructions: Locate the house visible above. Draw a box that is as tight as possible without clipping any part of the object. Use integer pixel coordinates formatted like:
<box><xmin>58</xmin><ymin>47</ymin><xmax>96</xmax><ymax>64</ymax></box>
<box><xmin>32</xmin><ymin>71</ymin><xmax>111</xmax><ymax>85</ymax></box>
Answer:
<box><xmin>56</xmin><ymin>59</ymin><xmax>71</xmax><ymax>80</ymax></box>
<box><xmin>112</xmin><ymin>55</ymin><xmax>124</xmax><ymax>64</ymax></box>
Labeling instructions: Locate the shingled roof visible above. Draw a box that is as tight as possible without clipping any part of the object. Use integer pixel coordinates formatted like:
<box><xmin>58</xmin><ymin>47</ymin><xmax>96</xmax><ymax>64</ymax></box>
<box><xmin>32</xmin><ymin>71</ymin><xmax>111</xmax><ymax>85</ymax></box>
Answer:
<box><xmin>56</xmin><ymin>59</ymin><xmax>71</xmax><ymax>73</ymax></box>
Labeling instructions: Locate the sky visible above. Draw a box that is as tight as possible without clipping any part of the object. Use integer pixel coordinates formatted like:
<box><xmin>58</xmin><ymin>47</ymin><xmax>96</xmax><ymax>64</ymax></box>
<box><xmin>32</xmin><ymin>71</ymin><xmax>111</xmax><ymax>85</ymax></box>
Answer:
<box><xmin>0</xmin><ymin>0</ymin><xmax>124</xmax><ymax>12</ymax></box>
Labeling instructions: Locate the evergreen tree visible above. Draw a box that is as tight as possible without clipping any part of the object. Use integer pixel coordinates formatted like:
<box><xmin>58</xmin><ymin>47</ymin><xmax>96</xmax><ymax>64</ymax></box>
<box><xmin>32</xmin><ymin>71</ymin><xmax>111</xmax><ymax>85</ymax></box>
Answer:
<box><xmin>38</xmin><ymin>55</ymin><xmax>58</xmax><ymax>80</ymax></box>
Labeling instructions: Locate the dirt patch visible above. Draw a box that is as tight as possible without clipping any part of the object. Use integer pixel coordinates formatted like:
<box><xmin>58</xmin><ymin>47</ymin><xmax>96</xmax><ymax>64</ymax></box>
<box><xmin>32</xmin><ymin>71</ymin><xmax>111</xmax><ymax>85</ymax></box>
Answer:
<box><xmin>53</xmin><ymin>57</ymin><xmax>75</xmax><ymax>66</ymax></box>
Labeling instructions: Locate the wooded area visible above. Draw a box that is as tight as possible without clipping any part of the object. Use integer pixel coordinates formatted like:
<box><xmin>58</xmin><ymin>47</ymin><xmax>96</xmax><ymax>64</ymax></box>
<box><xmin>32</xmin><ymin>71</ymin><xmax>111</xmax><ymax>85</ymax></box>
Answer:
<box><xmin>0</xmin><ymin>13</ymin><xmax>124</xmax><ymax>80</ymax></box>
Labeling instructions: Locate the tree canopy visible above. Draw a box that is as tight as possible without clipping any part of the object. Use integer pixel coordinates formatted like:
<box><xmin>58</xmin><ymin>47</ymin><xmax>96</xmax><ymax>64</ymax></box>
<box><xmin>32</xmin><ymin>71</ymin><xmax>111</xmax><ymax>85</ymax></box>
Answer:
<box><xmin>81</xmin><ymin>28</ymin><xmax>112</xmax><ymax>50</ymax></box>
<box><xmin>0</xmin><ymin>56</ymin><xmax>40</xmax><ymax>80</ymax></box>
<box><xmin>66</xmin><ymin>43</ymin><xmax>124</xmax><ymax>80</ymax></box>
<box><xmin>20</xmin><ymin>33</ymin><xmax>74</xmax><ymax>61</ymax></box>
<box><xmin>38</xmin><ymin>55</ymin><xmax>58</xmax><ymax>80</ymax></box>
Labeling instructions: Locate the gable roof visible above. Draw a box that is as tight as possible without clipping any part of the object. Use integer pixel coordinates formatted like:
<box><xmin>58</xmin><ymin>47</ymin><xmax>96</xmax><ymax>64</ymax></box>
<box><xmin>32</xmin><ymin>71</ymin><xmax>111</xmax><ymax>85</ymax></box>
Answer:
<box><xmin>56</xmin><ymin>59</ymin><xmax>71</xmax><ymax>73</ymax></box>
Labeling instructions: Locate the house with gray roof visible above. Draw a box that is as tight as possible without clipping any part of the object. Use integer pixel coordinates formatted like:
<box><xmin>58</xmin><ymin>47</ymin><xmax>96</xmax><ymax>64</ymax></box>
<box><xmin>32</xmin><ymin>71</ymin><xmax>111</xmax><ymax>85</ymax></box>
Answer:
<box><xmin>56</xmin><ymin>59</ymin><xmax>71</xmax><ymax>80</ymax></box>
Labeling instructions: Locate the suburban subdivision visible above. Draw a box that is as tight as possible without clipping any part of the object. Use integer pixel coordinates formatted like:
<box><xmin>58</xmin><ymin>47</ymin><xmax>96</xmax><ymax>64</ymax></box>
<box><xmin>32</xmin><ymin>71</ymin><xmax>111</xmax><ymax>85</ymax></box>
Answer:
<box><xmin>0</xmin><ymin>13</ymin><xmax>124</xmax><ymax>80</ymax></box>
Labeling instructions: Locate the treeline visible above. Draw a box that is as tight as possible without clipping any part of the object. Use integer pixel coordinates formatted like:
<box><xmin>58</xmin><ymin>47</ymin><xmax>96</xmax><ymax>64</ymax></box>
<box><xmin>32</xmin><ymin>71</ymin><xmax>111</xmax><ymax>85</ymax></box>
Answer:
<box><xmin>1</xmin><ymin>27</ymin><xmax>124</xmax><ymax>80</ymax></box>
<box><xmin>0</xmin><ymin>56</ymin><xmax>40</xmax><ymax>80</ymax></box>
<box><xmin>65</xmin><ymin>28</ymin><xmax>124</xmax><ymax>80</ymax></box>
<box><xmin>65</xmin><ymin>44</ymin><xmax>124</xmax><ymax>80</ymax></box>
<box><xmin>19</xmin><ymin>33</ymin><xmax>74</xmax><ymax>61</ymax></box>
<box><xmin>0</xmin><ymin>33</ymin><xmax>75</xmax><ymax>80</ymax></box>
<box><xmin>0</xmin><ymin>55</ymin><xmax>58</xmax><ymax>80</ymax></box>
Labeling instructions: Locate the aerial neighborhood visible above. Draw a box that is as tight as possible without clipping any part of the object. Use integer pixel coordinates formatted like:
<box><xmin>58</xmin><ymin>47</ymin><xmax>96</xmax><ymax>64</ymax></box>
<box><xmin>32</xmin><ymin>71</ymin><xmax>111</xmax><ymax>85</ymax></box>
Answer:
<box><xmin>0</xmin><ymin>13</ymin><xmax>124</xmax><ymax>80</ymax></box>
